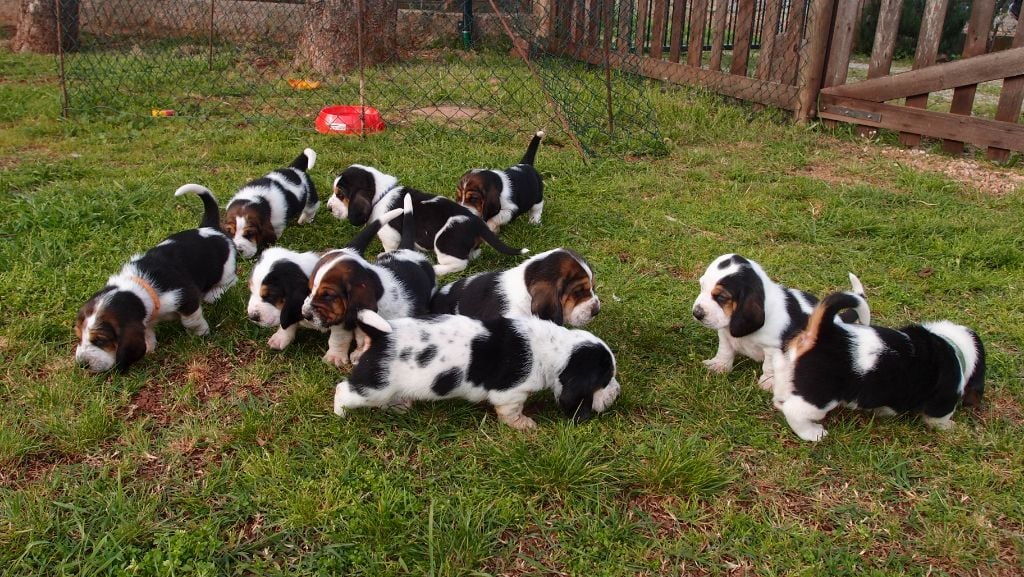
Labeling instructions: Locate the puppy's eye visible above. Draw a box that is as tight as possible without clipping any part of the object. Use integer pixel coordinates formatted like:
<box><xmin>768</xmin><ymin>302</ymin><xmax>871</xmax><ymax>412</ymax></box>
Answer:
<box><xmin>92</xmin><ymin>336</ymin><xmax>109</xmax><ymax>347</ymax></box>
<box><xmin>714</xmin><ymin>293</ymin><xmax>729</xmax><ymax>304</ymax></box>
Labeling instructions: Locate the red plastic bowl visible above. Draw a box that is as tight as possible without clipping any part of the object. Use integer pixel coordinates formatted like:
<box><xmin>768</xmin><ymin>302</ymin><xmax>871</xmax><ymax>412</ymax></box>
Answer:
<box><xmin>315</xmin><ymin>105</ymin><xmax>386</xmax><ymax>135</ymax></box>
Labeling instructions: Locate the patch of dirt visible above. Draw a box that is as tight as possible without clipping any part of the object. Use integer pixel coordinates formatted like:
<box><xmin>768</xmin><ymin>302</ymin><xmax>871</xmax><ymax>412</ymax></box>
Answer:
<box><xmin>483</xmin><ymin>525</ymin><xmax>567</xmax><ymax>577</ymax></box>
<box><xmin>137</xmin><ymin>435</ymin><xmax>225</xmax><ymax>481</ymax></box>
<box><xmin>0</xmin><ymin>451</ymin><xmax>84</xmax><ymax>489</ymax></box>
<box><xmin>879</xmin><ymin>146</ymin><xmax>1024</xmax><ymax>197</ymax></box>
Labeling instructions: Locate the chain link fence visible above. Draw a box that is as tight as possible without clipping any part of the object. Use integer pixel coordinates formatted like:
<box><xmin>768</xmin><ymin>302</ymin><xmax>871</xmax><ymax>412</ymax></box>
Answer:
<box><xmin>11</xmin><ymin>1</ymin><xmax>829</xmax><ymax>156</ymax></box>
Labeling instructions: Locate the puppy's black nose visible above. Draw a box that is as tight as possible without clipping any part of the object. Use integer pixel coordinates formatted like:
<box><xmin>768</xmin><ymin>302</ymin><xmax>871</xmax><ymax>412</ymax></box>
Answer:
<box><xmin>692</xmin><ymin>306</ymin><xmax>705</xmax><ymax>321</ymax></box>
<box><xmin>248</xmin><ymin>312</ymin><xmax>260</xmax><ymax>322</ymax></box>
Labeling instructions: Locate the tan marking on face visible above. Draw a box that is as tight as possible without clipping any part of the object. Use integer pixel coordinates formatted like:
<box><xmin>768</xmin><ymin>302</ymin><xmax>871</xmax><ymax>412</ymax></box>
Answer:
<box><xmin>456</xmin><ymin>172</ymin><xmax>487</xmax><ymax>218</ymax></box>
<box><xmin>712</xmin><ymin>285</ymin><xmax>736</xmax><ymax>318</ymax></box>
<box><xmin>259</xmin><ymin>283</ymin><xmax>285</xmax><ymax>311</ymax></box>
<box><xmin>225</xmin><ymin>205</ymin><xmax>273</xmax><ymax>247</ymax></box>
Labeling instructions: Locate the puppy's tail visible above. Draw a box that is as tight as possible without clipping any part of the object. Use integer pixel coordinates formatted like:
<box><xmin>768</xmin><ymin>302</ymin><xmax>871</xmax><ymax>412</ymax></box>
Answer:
<box><xmin>399</xmin><ymin>192</ymin><xmax>416</xmax><ymax>251</ymax></box>
<box><xmin>345</xmin><ymin>206</ymin><xmax>405</xmax><ymax>256</ymax></box>
<box><xmin>519</xmin><ymin>130</ymin><xmax>545</xmax><ymax>166</ymax></box>
<box><xmin>473</xmin><ymin>217</ymin><xmax>529</xmax><ymax>256</ymax></box>
<box><xmin>356</xmin><ymin>309</ymin><xmax>393</xmax><ymax>340</ymax></box>
<box><xmin>290</xmin><ymin>147</ymin><xmax>317</xmax><ymax>172</ymax></box>
<box><xmin>174</xmin><ymin>183</ymin><xmax>221</xmax><ymax>230</ymax></box>
<box><xmin>836</xmin><ymin>273</ymin><xmax>871</xmax><ymax>325</ymax></box>
<box><xmin>792</xmin><ymin>291</ymin><xmax>868</xmax><ymax>358</ymax></box>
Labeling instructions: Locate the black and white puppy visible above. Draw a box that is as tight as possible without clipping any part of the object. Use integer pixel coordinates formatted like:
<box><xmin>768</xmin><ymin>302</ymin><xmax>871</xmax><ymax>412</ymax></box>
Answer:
<box><xmin>224</xmin><ymin>148</ymin><xmax>319</xmax><ymax>259</ymax></box>
<box><xmin>333</xmin><ymin>309</ymin><xmax>621</xmax><ymax>430</ymax></box>
<box><xmin>772</xmin><ymin>291</ymin><xmax>985</xmax><ymax>442</ymax></box>
<box><xmin>692</xmin><ymin>253</ymin><xmax>869</xmax><ymax>390</ymax></box>
<box><xmin>303</xmin><ymin>194</ymin><xmax>436</xmax><ymax>367</ymax></box>
<box><xmin>74</xmin><ymin>184</ymin><xmax>236</xmax><ymax>372</ymax></box>
<box><xmin>456</xmin><ymin>130</ymin><xmax>544</xmax><ymax>233</ymax></box>
<box><xmin>430</xmin><ymin>248</ymin><xmax>599</xmax><ymax>326</ymax></box>
<box><xmin>246</xmin><ymin>247</ymin><xmax>322</xmax><ymax>350</ymax></box>
<box><xmin>327</xmin><ymin>164</ymin><xmax>529</xmax><ymax>276</ymax></box>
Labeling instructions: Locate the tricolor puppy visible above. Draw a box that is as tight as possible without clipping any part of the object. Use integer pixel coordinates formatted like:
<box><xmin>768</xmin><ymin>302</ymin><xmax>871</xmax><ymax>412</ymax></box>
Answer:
<box><xmin>772</xmin><ymin>292</ymin><xmax>985</xmax><ymax>442</ymax></box>
<box><xmin>74</xmin><ymin>184</ymin><xmax>237</xmax><ymax>372</ymax></box>
<box><xmin>246</xmin><ymin>247</ymin><xmax>322</xmax><ymax>350</ymax></box>
<box><xmin>456</xmin><ymin>130</ymin><xmax>545</xmax><ymax>232</ymax></box>
<box><xmin>303</xmin><ymin>194</ymin><xmax>436</xmax><ymax>367</ymax></box>
<box><xmin>327</xmin><ymin>164</ymin><xmax>529</xmax><ymax>276</ymax></box>
<box><xmin>430</xmin><ymin>248</ymin><xmax>599</xmax><ymax>326</ymax></box>
<box><xmin>224</xmin><ymin>147</ymin><xmax>319</xmax><ymax>258</ymax></box>
<box><xmin>333</xmin><ymin>309</ymin><xmax>621</xmax><ymax>430</ymax></box>
<box><xmin>692</xmin><ymin>254</ymin><xmax>868</xmax><ymax>390</ymax></box>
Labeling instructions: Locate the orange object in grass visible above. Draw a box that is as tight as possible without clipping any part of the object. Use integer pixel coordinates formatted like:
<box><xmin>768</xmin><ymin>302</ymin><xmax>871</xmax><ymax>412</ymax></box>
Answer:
<box><xmin>288</xmin><ymin>78</ymin><xmax>321</xmax><ymax>90</ymax></box>
<box><xmin>315</xmin><ymin>105</ymin><xmax>386</xmax><ymax>135</ymax></box>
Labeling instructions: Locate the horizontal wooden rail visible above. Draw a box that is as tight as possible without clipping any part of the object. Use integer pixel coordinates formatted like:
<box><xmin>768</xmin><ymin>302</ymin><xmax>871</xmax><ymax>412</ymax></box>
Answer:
<box><xmin>819</xmin><ymin>94</ymin><xmax>1024</xmax><ymax>151</ymax></box>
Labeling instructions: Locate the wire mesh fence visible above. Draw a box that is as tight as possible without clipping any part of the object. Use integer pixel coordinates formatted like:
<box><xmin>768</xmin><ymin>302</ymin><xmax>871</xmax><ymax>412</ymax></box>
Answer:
<box><xmin>11</xmin><ymin>1</ymin><xmax>830</xmax><ymax>156</ymax></box>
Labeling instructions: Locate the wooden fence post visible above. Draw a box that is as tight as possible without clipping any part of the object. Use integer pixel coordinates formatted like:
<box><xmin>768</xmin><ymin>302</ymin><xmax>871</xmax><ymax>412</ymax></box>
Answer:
<box><xmin>986</xmin><ymin>21</ymin><xmax>1024</xmax><ymax>163</ymax></box>
<box><xmin>942</xmin><ymin>0</ymin><xmax>996</xmax><ymax>154</ymax></box>
<box><xmin>795</xmin><ymin>0</ymin><xmax>835</xmax><ymax>122</ymax></box>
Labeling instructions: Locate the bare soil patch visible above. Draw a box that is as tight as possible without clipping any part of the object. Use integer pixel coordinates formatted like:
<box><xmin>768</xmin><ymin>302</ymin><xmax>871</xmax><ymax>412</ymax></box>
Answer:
<box><xmin>879</xmin><ymin>147</ymin><xmax>1024</xmax><ymax>197</ymax></box>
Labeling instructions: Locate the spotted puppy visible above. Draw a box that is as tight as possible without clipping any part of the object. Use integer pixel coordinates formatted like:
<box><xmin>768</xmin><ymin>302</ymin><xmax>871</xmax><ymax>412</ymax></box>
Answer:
<box><xmin>430</xmin><ymin>248</ymin><xmax>599</xmax><ymax>326</ymax></box>
<box><xmin>246</xmin><ymin>247</ymin><xmax>322</xmax><ymax>350</ymax></box>
<box><xmin>333</xmin><ymin>309</ymin><xmax>621</xmax><ymax>430</ymax></box>
<box><xmin>692</xmin><ymin>254</ymin><xmax>869</xmax><ymax>390</ymax></box>
<box><xmin>224</xmin><ymin>148</ymin><xmax>319</xmax><ymax>258</ymax></box>
<box><xmin>75</xmin><ymin>184</ymin><xmax>236</xmax><ymax>372</ymax></box>
<box><xmin>772</xmin><ymin>291</ymin><xmax>985</xmax><ymax>442</ymax></box>
<box><xmin>456</xmin><ymin>130</ymin><xmax>544</xmax><ymax>233</ymax></box>
<box><xmin>303</xmin><ymin>194</ymin><xmax>436</xmax><ymax>367</ymax></box>
<box><xmin>327</xmin><ymin>164</ymin><xmax>528</xmax><ymax>276</ymax></box>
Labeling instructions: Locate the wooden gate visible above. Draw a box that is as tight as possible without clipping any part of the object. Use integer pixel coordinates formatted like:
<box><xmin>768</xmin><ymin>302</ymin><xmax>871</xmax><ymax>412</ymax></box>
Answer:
<box><xmin>818</xmin><ymin>0</ymin><xmax>1024</xmax><ymax>160</ymax></box>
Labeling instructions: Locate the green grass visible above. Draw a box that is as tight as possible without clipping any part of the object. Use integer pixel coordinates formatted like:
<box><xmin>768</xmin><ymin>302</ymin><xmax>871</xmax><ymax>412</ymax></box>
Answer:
<box><xmin>3</xmin><ymin>29</ymin><xmax>1024</xmax><ymax>577</ymax></box>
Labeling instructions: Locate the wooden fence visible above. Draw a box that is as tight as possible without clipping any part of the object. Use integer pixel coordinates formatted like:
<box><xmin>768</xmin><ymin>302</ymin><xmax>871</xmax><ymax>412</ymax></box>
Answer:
<box><xmin>543</xmin><ymin>0</ymin><xmax>1024</xmax><ymax>157</ymax></box>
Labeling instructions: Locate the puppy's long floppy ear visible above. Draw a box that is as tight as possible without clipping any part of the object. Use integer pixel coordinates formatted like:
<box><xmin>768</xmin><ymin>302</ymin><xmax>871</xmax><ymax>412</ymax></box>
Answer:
<box><xmin>116</xmin><ymin>322</ymin><xmax>147</xmax><ymax>372</ymax></box>
<box><xmin>341</xmin><ymin>272</ymin><xmax>384</xmax><ymax>330</ymax></box>
<box><xmin>727</xmin><ymin>271</ymin><xmax>766</xmax><ymax>338</ymax></box>
<box><xmin>557</xmin><ymin>343</ymin><xmax>615</xmax><ymax>424</ymax></box>
<box><xmin>256</xmin><ymin>218</ymin><xmax>278</xmax><ymax>250</ymax></box>
<box><xmin>280</xmin><ymin>288</ymin><xmax>308</xmax><ymax>330</ymax></box>
<box><xmin>529</xmin><ymin>280</ymin><xmax>564</xmax><ymax>325</ymax></box>
<box><xmin>338</xmin><ymin>172</ymin><xmax>374</xmax><ymax>226</ymax></box>
<box><xmin>482</xmin><ymin>178</ymin><xmax>503</xmax><ymax>220</ymax></box>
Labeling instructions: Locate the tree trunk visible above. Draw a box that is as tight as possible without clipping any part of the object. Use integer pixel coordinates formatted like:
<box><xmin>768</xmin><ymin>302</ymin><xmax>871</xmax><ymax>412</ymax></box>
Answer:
<box><xmin>12</xmin><ymin>0</ymin><xmax>79</xmax><ymax>54</ymax></box>
<box><xmin>295</xmin><ymin>0</ymin><xmax>398</xmax><ymax>75</ymax></box>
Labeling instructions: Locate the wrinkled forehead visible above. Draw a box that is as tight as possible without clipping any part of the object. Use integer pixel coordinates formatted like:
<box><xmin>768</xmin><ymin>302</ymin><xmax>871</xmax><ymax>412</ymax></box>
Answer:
<box><xmin>312</xmin><ymin>251</ymin><xmax>363</xmax><ymax>290</ymax></box>
<box><xmin>699</xmin><ymin>255</ymin><xmax>748</xmax><ymax>290</ymax></box>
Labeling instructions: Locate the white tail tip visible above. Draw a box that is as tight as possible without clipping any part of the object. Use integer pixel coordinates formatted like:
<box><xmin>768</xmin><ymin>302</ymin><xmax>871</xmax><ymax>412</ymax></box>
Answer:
<box><xmin>520</xmin><ymin>248</ymin><xmax>530</xmax><ymax>255</ymax></box>
<box><xmin>848</xmin><ymin>272</ymin><xmax>865</xmax><ymax>296</ymax></box>
<box><xmin>379</xmin><ymin>207</ymin><xmax>404</xmax><ymax>226</ymax></box>
<box><xmin>403</xmin><ymin>192</ymin><xmax>413</xmax><ymax>214</ymax></box>
<box><xmin>174</xmin><ymin>183</ymin><xmax>212</xmax><ymax>197</ymax></box>
<box><xmin>535</xmin><ymin>130</ymin><xmax>545</xmax><ymax>139</ymax></box>
<box><xmin>357</xmin><ymin>309</ymin><xmax>393</xmax><ymax>333</ymax></box>
<box><xmin>304</xmin><ymin>147</ymin><xmax>317</xmax><ymax>170</ymax></box>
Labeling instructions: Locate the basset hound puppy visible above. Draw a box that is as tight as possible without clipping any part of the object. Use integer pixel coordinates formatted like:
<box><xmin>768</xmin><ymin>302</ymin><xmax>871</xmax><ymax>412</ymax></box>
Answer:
<box><xmin>456</xmin><ymin>130</ymin><xmax>544</xmax><ymax>232</ymax></box>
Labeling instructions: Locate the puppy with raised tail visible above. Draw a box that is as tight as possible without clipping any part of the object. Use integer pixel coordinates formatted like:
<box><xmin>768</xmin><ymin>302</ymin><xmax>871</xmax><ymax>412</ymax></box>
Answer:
<box><xmin>74</xmin><ymin>184</ymin><xmax>236</xmax><ymax>372</ymax></box>
<box><xmin>333</xmin><ymin>309</ymin><xmax>621</xmax><ymax>430</ymax></box>
<box><xmin>430</xmin><ymin>247</ymin><xmax>599</xmax><ymax>326</ymax></box>
<box><xmin>772</xmin><ymin>291</ymin><xmax>985</xmax><ymax>442</ymax></box>
<box><xmin>692</xmin><ymin>254</ymin><xmax>869</xmax><ymax>390</ymax></box>
<box><xmin>246</xmin><ymin>247</ymin><xmax>322</xmax><ymax>350</ymax></box>
<box><xmin>456</xmin><ymin>130</ymin><xmax>545</xmax><ymax>233</ymax></box>
<box><xmin>327</xmin><ymin>164</ymin><xmax>528</xmax><ymax>276</ymax></box>
<box><xmin>224</xmin><ymin>148</ymin><xmax>319</xmax><ymax>258</ymax></box>
<box><xmin>303</xmin><ymin>194</ymin><xmax>436</xmax><ymax>367</ymax></box>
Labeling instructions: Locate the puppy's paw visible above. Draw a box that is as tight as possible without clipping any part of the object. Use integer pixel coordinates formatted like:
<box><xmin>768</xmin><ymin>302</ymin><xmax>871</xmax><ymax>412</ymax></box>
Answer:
<box><xmin>703</xmin><ymin>357</ymin><xmax>733</xmax><ymax>374</ymax></box>
<box><xmin>487</xmin><ymin>221</ymin><xmax>500</xmax><ymax>234</ymax></box>
<box><xmin>505</xmin><ymin>414</ymin><xmax>537</xmax><ymax>431</ymax></box>
<box><xmin>923</xmin><ymin>415</ymin><xmax>955</xmax><ymax>431</ymax></box>
<box><xmin>592</xmin><ymin>378</ymin><xmax>621</xmax><ymax>413</ymax></box>
<box><xmin>297</xmin><ymin>212</ymin><xmax>315</xmax><ymax>225</ymax></box>
<box><xmin>757</xmin><ymin>373</ymin><xmax>775</xmax><ymax>391</ymax></box>
<box><xmin>796</xmin><ymin>424</ymin><xmax>828</xmax><ymax>442</ymax></box>
<box><xmin>267</xmin><ymin>329</ymin><xmax>294</xmax><ymax>350</ymax></box>
<box><xmin>189</xmin><ymin>320</ymin><xmax>210</xmax><ymax>336</ymax></box>
<box><xmin>145</xmin><ymin>330</ymin><xmax>157</xmax><ymax>353</ymax></box>
<box><xmin>387</xmin><ymin>399</ymin><xmax>413</xmax><ymax>413</ymax></box>
<box><xmin>323</xmin><ymin>350</ymin><xmax>350</xmax><ymax>368</ymax></box>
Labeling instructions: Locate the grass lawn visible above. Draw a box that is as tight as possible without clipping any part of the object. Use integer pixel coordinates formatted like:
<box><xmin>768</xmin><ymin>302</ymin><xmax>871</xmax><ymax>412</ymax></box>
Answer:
<box><xmin>3</xmin><ymin>29</ymin><xmax>1024</xmax><ymax>577</ymax></box>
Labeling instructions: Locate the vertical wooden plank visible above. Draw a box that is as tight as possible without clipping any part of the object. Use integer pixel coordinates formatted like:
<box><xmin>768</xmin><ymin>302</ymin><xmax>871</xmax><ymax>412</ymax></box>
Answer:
<box><xmin>669</xmin><ymin>0</ymin><xmax>689</xmax><ymax>62</ymax></box>
<box><xmin>942</xmin><ymin>0</ymin><xmax>996</xmax><ymax>154</ymax></box>
<box><xmin>617</xmin><ymin>0</ymin><xmax>635</xmax><ymax>53</ymax></box>
<box><xmin>730</xmin><ymin>0</ymin><xmax>756</xmax><ymax>76</ymax></box>
<box><xmin>649</xmin><ymin>0</ymin><xmax>668</xmax><ymax>58</ymax></box>
<box><xmin>987</xmin><ymin>24</ymin><xmax>1024</xmax><ymax>162</ymax></box>
<box><xmin>771</xmin><ymin>0</ymin><xmax>807</xmax><ymax>86</ymax></box>
<box><xmin>754</xmin><ymin>0</ymin><xmax>782</xmax><ymax>80</ymax></box>
<box><xmin>823</xmin><ymin>0</ymin><xmax>861</xmax><ymax>87</ymax></box>
<box><xmin>857</xmin><ymin>0</ymin><xmax>903</xmax><ymax>137</ymax></box>
<box><xmin>687</xmin><ymin>0</ymin><xmax>708</xmax><ymax>67</ymax></box>
<box><xmin>635</xmin><ymin>0</ymin><xmax>652</xmax><ymax>55</ymax></box>
<box><xmin>708</xmin><ymin>0</ymin><xmax>729</xmax><ymax>71</ymax></box>
<box><xmin>795</xmin><ymin>0</ymin><xmax>836</xmax><ymax>121</ymax></box>
<box><xmin>899</xmin><ymin>0</ymin><xmax>949</xmax><ymax>147</ymax></box>
<box><xmin>586</xmin><ymin>0</ymin><xmax>602</xmax><ymax>47</ymax></box>
<box><xmin>572</xmin><ymin>0</ymin><xmax>587</xmax><ymax>47</ymax></box>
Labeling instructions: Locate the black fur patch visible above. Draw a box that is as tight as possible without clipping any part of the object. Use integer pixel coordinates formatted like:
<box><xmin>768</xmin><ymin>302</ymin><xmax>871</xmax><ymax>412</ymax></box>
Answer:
<box><xmin>430</xmin><ymin>272</ymin><xmax>507</xmax><ymax>319</ymax></box>
<box><xmin>558</xmin><ymin>342</ymin><xmax>614</xmax><ymax>423</ymax></box>
<box><xmin>399</xmin><ymin>347</ymin><xmax>413</xmax><ymax>361</ymax></box>
<box><xmin>416</xmin><ymin>345</ymin><xmax>438</xmax><ymax>367</ymax></box>
<box><xmin>431</xmin><ymin>367</ymin><xmax>464</xmax><ymax>396</ymax></box>
<box><xmin>467</xmin><ymin>318</ymin><xmax>531</xmax><ymax>390</ymax></box>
